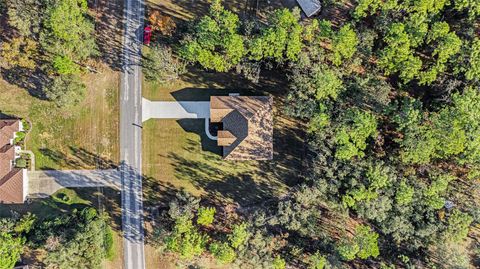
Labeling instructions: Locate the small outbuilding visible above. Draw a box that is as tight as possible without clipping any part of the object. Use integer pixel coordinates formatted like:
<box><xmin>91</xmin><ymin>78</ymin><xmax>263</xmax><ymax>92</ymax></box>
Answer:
<box><xmin>210</xmin><ymin>96</ymin><xmax>273</xmax><ymax>160</ymax></box>
<box><xmin>295</xmin><ymin>0</ymin><xmax>321</xmax><ymax>17</ymax></box>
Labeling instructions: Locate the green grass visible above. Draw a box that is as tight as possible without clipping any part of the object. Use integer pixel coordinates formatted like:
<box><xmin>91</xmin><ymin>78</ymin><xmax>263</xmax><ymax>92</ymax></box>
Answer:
<box><xmin>51</xmin><ymin>188</ymin><xmax>92</xmax><ymax>205</ymax></box>
<box><xmin>0</xmin><ymin>188</ymin><xmax>93</xmax><ymax>219</ymax></box>
<box><xmin>0</xmin><ymin>67</ymin><xmax>119</xmax><ymax>170</ymax></box>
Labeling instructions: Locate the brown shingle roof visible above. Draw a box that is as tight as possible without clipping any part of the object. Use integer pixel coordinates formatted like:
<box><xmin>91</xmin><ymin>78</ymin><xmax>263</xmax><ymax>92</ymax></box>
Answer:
<box><xmin>0</xmin><ymin>119</ymin><xmax>25</xmax><ymax>204</ymax></box>
<box><xmin>210</xmin><ymin>96</ymin><xmax>273</xmax><ymax>160</ymax></box>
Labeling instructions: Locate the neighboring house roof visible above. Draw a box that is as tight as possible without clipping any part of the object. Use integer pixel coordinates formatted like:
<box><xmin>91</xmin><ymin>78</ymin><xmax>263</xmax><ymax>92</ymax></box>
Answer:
<box><xmin>296</xmin><ymin>0</ymin><xmax>321</xmax><ymax>17</ymax></box>
<box><xmin>210</xmin><ymin>96</ymin><xmax>273</xmax><ymax>160</ymax></box>
<box><xmin>0</xmin><ymin>119</ymin><xmax>25</xmax><ymax>204</ymax></box>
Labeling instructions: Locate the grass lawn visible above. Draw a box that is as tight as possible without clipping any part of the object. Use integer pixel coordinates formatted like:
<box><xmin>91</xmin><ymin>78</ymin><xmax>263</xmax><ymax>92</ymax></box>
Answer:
<box><xmin>0</xmin><ymin>66</ymin><xmax>120</xmax><ymax>170</ymax></box>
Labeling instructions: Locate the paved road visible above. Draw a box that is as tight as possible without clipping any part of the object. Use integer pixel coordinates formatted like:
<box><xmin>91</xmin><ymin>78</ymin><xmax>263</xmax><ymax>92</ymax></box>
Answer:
<box><xmin>142</xmin><ymin>98</ymin><xmax>210</xmax><ymax>121</ymax></box>
<box><xmin>27</xmin><ymin>169</ymin><xmax>120</xmax><ymax>198</ymax></box>
<box><xmin>120</xmin><ymin>0</ymin><xmax>145</xmax><ymax>267</ymax></box>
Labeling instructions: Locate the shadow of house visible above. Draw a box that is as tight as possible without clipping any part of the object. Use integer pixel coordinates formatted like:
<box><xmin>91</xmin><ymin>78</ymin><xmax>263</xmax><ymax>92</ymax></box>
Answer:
<box><xmin>176</xmin><ymin>119</ymin><xmax>221</xmax><ymax>155</ymax></box>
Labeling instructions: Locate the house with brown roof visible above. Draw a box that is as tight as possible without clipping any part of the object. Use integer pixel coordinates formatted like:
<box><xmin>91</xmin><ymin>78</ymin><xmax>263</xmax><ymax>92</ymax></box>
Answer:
<box><xmin>210</xmin><ymin>96</ymin><xmax>273</xmax><ymax>160</ymax></box>
<box><xmin>0</xmin><ymin>119</ymin><xmax>28</xmax><ymax>203</ymax></box>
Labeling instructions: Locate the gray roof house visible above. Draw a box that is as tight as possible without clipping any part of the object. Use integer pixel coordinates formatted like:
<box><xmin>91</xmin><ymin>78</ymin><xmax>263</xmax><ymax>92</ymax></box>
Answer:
<box><xmin>296</xmin><ymin>0</ymin><xmax>321</xmax><ymax>17</ymax></box>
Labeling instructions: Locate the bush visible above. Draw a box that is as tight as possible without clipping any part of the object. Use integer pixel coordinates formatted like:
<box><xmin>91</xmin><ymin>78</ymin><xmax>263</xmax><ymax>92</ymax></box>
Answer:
<box><xmin>209</xmin><ymin>241</ymin><xmax>236</xmax><ymax>264</ymax></box>
<box><xmin>196</xmin><ymin>206</ymin><xmax>216</xmax><ymax>226</ymax></box>
<box><xmin>14</xmin><ymin>131</ymin><xmax>26</xmax><ymax>144</ymax></box>
<box><xmin>272</xmin><ymin>256</ymin><xmax>286</xmax><ymax>269</ymax></box>
<box><xmin>15</xmin><ymin>158</ymin><xmax>27</xmax><ymax>168</ymax></box>
<box><xmin>44</xmin><ymin>75</ymin><xmax>86</xmax><ymax>107</ymax></box>
<box><xmin>228</xmin><ymin>223</ymin><xmax>250</xmax><ymax>249</ymax></box>
<box><xmin>104</xmin><ymin>226</ymin><xmax>115</xmax><ymax>260</ymax></box>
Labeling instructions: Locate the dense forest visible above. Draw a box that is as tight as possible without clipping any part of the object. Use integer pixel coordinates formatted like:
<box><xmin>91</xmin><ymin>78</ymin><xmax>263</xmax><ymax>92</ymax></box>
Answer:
<box><xmin>144</xmin><ymin>0</ymin><xmax>480</xmax><ymax>268</ymax></box>
<box><xmin>0</xmin><ymin>207</ymin><xmax>113</xmax><ymax>269</ymax></box>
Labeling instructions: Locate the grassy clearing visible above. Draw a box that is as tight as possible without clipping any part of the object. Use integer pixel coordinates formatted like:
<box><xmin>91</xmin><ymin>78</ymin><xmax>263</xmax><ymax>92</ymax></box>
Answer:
<box><xmin>0</xmin><ymin>66</ymin><xmax>119</xmax><ymax>170</ymax></box>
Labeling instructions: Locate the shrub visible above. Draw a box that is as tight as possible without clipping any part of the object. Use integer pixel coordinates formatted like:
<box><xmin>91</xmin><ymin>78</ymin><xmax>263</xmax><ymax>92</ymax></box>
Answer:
<box><xmin>228</xmin><ymin>223</ymin><xmax>250</xmax><ymax>249</ymax></box>
<box><xmin>104</xmin><ymin>226</ymin><xmax>115</xmax><ymax>260</ymax></box>
<box><xmin>209</xmin><ymin>241</ymin><xmax>236</xmax><ymax>264</ymax></box>
<box><xmin>15</xmin><ymin>158</ymin><xmax>27</xmax><ymax>168</ymax></box>
<box><xmin>44</xmin><ymin>75</ymin><xmax>86</xmax><ymax>107</ymax></box>
<box><xmin>196</xmin><ymin>206</ymin><xmax>216</xmax><ymax>226</ymax></box>
<box><xmin>272</xmin><ymin>256</ymin><xmax>286</xmax><ymax>269</ymax></box>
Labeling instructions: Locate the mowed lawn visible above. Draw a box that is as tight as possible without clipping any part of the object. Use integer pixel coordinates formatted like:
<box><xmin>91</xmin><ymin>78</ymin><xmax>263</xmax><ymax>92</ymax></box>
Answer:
<box><xmin>142</xmin><ymin>68</ymin><xmax>306</xmax><ymax>207</ymax></box>
<box><xmin>0</xmin><ymin>66</ymin><xmax>120</xmax><ymax>170</ymax></box>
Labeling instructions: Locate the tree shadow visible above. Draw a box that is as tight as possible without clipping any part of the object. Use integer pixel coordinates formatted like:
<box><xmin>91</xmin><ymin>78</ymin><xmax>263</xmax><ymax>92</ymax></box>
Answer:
<box><xmin>167</xmin><ymin>151</ymin><xmax>278</xmax><ymax>206</ymax></box>
<box><xmin>89</xmin><ymin>0</ymin><xmax>125</xmax><ymax>71</ymax></box>
<box><xmin>0</xmin><ymin>66</ymin><xmax>50</xmax><ymax>100</ymax></box>
<box><xmin>38</xmin><ymin>146</ymin><xmax>118</xmax><ymax>170</ymax></box>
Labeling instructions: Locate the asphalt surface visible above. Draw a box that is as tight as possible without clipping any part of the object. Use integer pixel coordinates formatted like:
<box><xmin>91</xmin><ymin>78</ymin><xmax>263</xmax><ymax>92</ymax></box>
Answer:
<box><xmin>120</xmin><ymin>0</ymin><xmax>145</xmax><ymax>267</ymax></box>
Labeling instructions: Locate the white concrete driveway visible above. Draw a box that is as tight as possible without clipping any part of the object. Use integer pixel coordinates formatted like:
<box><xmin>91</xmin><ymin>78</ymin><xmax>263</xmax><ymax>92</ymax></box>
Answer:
<box><xmin>142</xmin><ymin>98</ymin><xmax>210</xmax><ymax>121</ymax></box>
<box><xmin>27</xmin><ymin>169</ymin><xmax>120</xmax><ymax>198</ymax></box>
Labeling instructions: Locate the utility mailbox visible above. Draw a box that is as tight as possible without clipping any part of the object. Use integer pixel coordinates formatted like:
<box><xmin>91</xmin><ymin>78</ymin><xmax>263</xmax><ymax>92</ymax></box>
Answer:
<box><xmin>143</xmin><ymin>25</ymin><xmax>152</xmax><ymax>45</ymax></box>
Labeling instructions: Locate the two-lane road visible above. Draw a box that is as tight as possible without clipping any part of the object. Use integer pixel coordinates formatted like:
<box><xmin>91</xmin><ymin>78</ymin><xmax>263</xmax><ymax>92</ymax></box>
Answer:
<box><xmin>120</xmin><ymin>0</ymin><xmax>145</xmax><ymax>267</ymax></box>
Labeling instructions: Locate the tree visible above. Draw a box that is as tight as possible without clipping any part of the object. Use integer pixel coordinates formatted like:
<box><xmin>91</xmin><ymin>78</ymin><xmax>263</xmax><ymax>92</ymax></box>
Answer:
<box><xmin>444</xmin><ymin>209</ymin><xmax>473</xmax><ymax>242</ymax></box>
<box><xmin>338</xmin><ymin>225</ymin><xmax>380</xmax><ymax>260</ymax></box>
<box><xmin>379</xmin><ymin>23</ymin><xmax>422</xmax><ymax>83</ymax></box>
<box><xmin>334</xmin><ymin>109</ymin><xmax>378</xmax><ymax>160</ymax></box>
<box><xmin>209</xmin><ymin>242</ymin><xmax>236</xmax><ymax>264</ymax></box>
<box><xmin>53</xmin><ymin>56</ymin><xmax>80</xmax><ymax>75</ymax></box>
<box><xmin>6</xmin><ymin>0</ymin><xmax>43</xmax><ymax>36</ymax></box>
<box><xmin>464</xmin><ymin>38</ymin><xmax>480</xmax><ymax>81</ymax></box>
<box><xmin>331</xmin><ymin>24</ymin><xmax>358</xmax><ymax>66</ymax></box>
<box><xmin>44</xmin><ymin>75</ymin><xmax>86</xmax><ymax>107</ymax></box>
<box><xmin>44</xmin><ymin>208</ymin><xmax>110</xmax><ymax>269</ymax></box>
<box><xmin>0</xmin><ymin>232</ymin><xmax>24</xmax><ymax>269</ymax></box>
<box><xmin>423</xmin><ymin>173</ymin><xmax>454</xmax><ymax>209</ymax></box>
<box><xmin>142</xmin><ymin>45</ymin><xmax>186</xmax><ymax>83</ymax></box>
<box><xmin>0</xmin><ymin>37</ymin><xmax>37</xmax><ymax>69</ymax></box>
<box><xmin>395</xmin><ymin>181</ymin><xmax>414</xmax><ymax>206</ymax></box>
<box><xmin>196</xmin><ymin>206</ymin><xmax>216</xmax><ymax>226</ymax></box>
<box><xmin>179</xmin><ymin>0</ymin><xmax>245</xmax><ymax>72</ymax></box>
<box><xmin>353</xmin><ymin>0</ymin><xmax>383</xmax><ymax>19</ymax></box>
<box><xmin>248</xmin><ymin>8</ymin><xmax>303</xmax><ymax>63</ymax></box>
<box><xmin>308</xmin><ymin>252</ymin><xmax>328</xmax><ymax>269</ymax></box>
<box><xmin>148</xmin><ymin>10</ymin><xmax>176</xmax><ymax>36</ymax></box>
<box><xmin>41</xmin><ymin>0</ymin><xmax>97</xmax><ymax>74</ymax></box>
<box><xmin>419</xmin><ymin>22</ymin><xmax>462</xmax><ymax>85</ymax></box>
<box><xmin>272</xmin><ymin>256</ymin><xmax>286</xmax><ymax>269</ymax></box>
<box><xmin>452</xmin><ymin>0</ymin><xmax>480</xmax><ymax>19</ymax></box>
<box><xmin>228</xmin><ymin>223</ymin><xmax>250</xmax><ymax>249</ymax></box>
<box><xmin>290</xmin><ymin>63</ymin><xmax>343</xmax><ymax>102</ymax></box>
<box><xmin>164</xmin><ymin>216</ymin><xmax>208</xmax><ymax>260</ymax></box>
<box><xmin>355</xmin><ymin>225</ymin><xmax>380</xmax><ymax>259</ymax></box>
